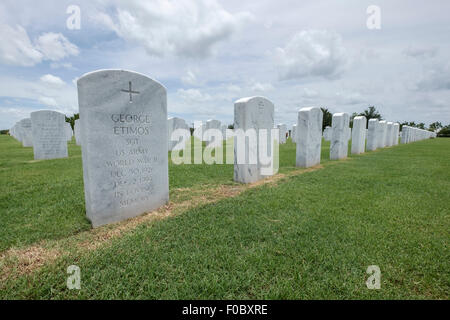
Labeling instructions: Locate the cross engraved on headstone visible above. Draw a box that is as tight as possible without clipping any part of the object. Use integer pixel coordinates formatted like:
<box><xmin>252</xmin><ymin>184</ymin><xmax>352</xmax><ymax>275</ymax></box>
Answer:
<box><xmin>121</xmin><ymin>81</ymin><xmax>140</xmax><ymax>103</ymax></box>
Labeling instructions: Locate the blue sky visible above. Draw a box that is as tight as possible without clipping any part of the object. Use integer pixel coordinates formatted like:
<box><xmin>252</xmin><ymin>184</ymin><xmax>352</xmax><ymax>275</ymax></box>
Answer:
<box><xmin>1</xmin><ymin>0</ymin><xmax>450</xmax><ymax>130</ymax></box>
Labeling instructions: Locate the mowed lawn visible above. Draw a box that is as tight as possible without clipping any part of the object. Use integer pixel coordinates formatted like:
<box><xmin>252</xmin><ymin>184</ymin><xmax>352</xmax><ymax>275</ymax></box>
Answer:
<box><xmin>0</xmin><ymin>135</ymin><xmax>449</xmax><ymax>299</ymax></box>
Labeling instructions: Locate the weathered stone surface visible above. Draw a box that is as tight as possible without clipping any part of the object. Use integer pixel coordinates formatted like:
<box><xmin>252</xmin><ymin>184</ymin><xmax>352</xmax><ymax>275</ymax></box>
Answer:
<box><xmin>378</xmin><ymin>120</ymin><xmax>387</xmax><ymax>148</ymax></box>
<box><xmin>323</xmin><ymin>126</ymin><xmax>332</xmax><ymax>141</ymax></box>
<box><xmin>277</xmin><ymin>124</ymin><xmax>287</xmax><ymax>144</ymax></box>
<box><xmin>167</xmin><ymin>117</ymin><xmax>190</xmax><ymax>151</ymax></box>
<box><xmin>234</xmin><ymin>96</ymin><xmax>275</xmax><ymax>183</ymax></box>
<box><xmin>19</xmin><ymin>118</ymin><xmax>33</xmax><ymax>147</ymax></box>
<box><xmin>330</xmin><ymin>113</ymin><xmax>349</xmax><ymax>160</ymax></box>
<box><xmin>351</xmin><ymin>116</ymin><xmax>367</xmax><ymax>154</ymax></box>
<box><xmin>77</xmin><ymin>69</ymin><xmax>169</xmax><ymax>227</ymax></box>
<box><xmin>74</xmin><ymin>119</ymin><xmax>82</xmax><ymax>145</ymax></box>
<box><xmin>366</xmin><ymin>118</ymin><xmax>379</xmax><ymax>151</ymax></box>
<box><xmin>296</xmin><ymin>107</ymin><xmax>323</xmax><ymax>167</ymax></box>
<box><xmin>30</xmin><ymin>110</ymin><xmax>68</xmax><ymax>160</ymax></box>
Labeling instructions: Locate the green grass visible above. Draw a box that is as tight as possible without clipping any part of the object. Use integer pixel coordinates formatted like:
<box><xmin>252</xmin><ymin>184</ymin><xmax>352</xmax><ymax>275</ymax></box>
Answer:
<box><xmin>0</xmin><ymin>135</ymin><xmax>449</xmax><ymax>299</ymax></box>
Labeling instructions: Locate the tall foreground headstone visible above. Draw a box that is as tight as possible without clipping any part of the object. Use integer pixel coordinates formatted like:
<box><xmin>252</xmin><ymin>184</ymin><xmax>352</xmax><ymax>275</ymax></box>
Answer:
<box><xmin>234</xmin><ymin>96</ymin><xmax>275</xmax><ymax>183</ymax></box>
<box><xmin>77</xmin><ymin>69</ymin><xmax>169</xmax><ymax>227</ymax></box>
<box><xmin>30</xmin><ymin>110</ymin><xmax>68</xmax><ymax>160</ymax></box>
<box><xmin>351</xmin><ymin>116</ymin><xmax>367</xmax><ymax>154</ymax></box>
<box><xmin>366</xmin><ymin>118</ymin><xmax>379</xmax><ymax>151</ymax></box>
<box><xmin>330</xmin><ymin>113</ymin><xmax>349</xmax><ymax>160</ymax></box>
<box><xmin>296</xmin><ymin>107</ymin><xmax>323</xmax><ymax>167</ymax></box>
<box><xmin>19</xmin><ymin>118</ymin><xmax>33</xmax><ymax>147</ymax></box>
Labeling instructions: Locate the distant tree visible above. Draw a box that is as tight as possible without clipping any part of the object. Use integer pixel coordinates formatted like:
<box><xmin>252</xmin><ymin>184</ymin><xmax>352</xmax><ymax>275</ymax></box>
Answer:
<box><xmin>349</xmin><ymin>112</ymin><xmax>359</xmax><ymax>128</ymax></box>
<box><xmin>321</xmin><ymin>108</ymin><xmax>332</xmax><ymax>131</ymax></box>
<box><xmin>65</xmin><ymin>113</ymin><xmax>79</xmax><ymax>130</ymax></box>
<box><xmin>429</xmin><ymin>122</ymin><xmax>442</xmax><ymax>132</ymax></box>
<box><xmin>227</xmin><ymin>124</ymin><xmax>234</xmax><ymax>129</ymax></box>
<box><xmin>359</xmin><ymin>106</ymin><xmax>382</xmax><ymax>121</ymax></box>
<box><xmin>437</xmin><ymin>125</ymin><xmax>450</xmax><ymax>137</ymax></box>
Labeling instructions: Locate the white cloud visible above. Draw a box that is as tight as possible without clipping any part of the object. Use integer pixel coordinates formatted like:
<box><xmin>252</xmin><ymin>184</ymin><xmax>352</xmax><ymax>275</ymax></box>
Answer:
<box><xmin>40</xmin><ymin>74</ymin><xmax>66</xmax><ymax>87</ymax></box>
<box><xmin>0</xmin><ymin>24</ymin><xmax>43</xmax><ymax>66</ymax></box>
<box><xmin>0</xmin><ymin>24</ymin><xmax>78</xmax><ymax>67</ymax></box>
<box><xmin>416</xmin><ymin>63</ymin><xmax>450</xmax><ymax>91</ymax></box>
<box><xmin>177</xmin><ymin>88</ymin><xmax>212</xmax><ymax>102</ymax></box>
<box><xmin>403</xmin><ymin>46</ymin><xmax>438</xmax><ymax>59</ymax></box>
<box><xmin>251</xmin><ymin>82</ymin><xmax>274</xmax><ymax>92</ymax></box>
<box><xmin>96</xmin><ymin>0</ymin><xmax>253</xmax><ymax>58</ymax></box>
<box><xmin>35</xmin><ymin>32</ymin><xmax>79</xmax><ymax>61</ymax></box>
<box><xmin>38</xmin><ymin>96</ymin><xmax>58</xmax><ymax>107</ymax></box>
<box><xmin>181</xmin><ymin>70</ymin><xmax>198</xmax><ymax>86</ymax></box>
<box><xmin>275</xmin><ymin>29</ymin><xmax>347</xmax><ymax>80</ymax></box>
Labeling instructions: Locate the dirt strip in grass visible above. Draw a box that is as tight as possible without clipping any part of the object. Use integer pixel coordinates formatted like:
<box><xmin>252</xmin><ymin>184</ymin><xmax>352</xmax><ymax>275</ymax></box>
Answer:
<box><xmin>0</xmin><ymin>164</ymin><xmax>327</xmax><ymax>282</ymax></box>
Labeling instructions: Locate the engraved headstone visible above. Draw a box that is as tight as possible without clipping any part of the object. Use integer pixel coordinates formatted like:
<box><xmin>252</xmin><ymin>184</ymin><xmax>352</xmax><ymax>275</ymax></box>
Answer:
<box><xmin>351</xmin><ymin>116</ymin><xmax>367</xmax><ymax>154</ymax></box>
<box><xmin>77</xmin><ymin>69</ymin><xmax>169</xmax><ymax>227</ymax></box>
<box><xmin>234</xmin><ymin>96</ymin><xmax>275</xmax><ymax>183</ymax></box>
<box><xmin>330</xmin><ymin>113</ymin><xmax>349</xmax><ymax>160</ymax></box>
<box><xmin>296</xmin><ymin>107</ymin><xmax>323</xmax><ymax>167</ymax></box>
<box><xmin>30</xmin><ymin>110</ymin><xmax>68</xmax><ymax>160</ymax></box>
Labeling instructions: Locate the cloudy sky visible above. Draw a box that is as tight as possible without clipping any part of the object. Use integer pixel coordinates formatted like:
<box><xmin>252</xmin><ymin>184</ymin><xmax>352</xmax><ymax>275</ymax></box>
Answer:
<box><xmin>1</xmin><ymin>0</ymin><xmax>449</xmax><ymax>129</ymax></box>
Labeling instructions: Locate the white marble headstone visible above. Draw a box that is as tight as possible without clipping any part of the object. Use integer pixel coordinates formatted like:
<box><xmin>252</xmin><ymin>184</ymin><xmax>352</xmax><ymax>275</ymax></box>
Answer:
<box><xmin>378</xmin><ymin>121</ymin><xmax>387</xmax><ymax>148</ymax></box>
<box><xmin>330</xmin><ymin>113</ymin><xmax>349</xmax><ymax>160</ymax></box>
<box><xmin>234</xmin><ymin>96</ymin><xmax>275</xmax><ymax>183</ymax></box>
<box><xmin>277</xmin><ymin>124</ymin><xmax>287</xmax><ymax>144</ymax></box>
<box><xmin>291</xmin><ymin>124</ymin><xmax>297</xmax><ymax>143</ymax></box>
<box><xmin>19</xmin><ymin>118</ymin><xmax>33</xmax><ymax>147</ymax></box>
<box><xmin>205</xmin><ymin>119</ymin><xmax>222</xmax><ymax>148</ymax></box>
<box><xmin>30</xmin><ymin>110</ymin><xmax>68</xmax><ymax>160</ymax></box>
<box><xmin>167</xmin><ymin>117</ymin><xmax>190</xmax><ymax>151</ymax></box>
<box><xmin>351</xmin><ymin>116</ymin><xmax>367</xmax><ymax>154</ymax></box>
<box><xmin>296</xmin><ymin>107</ymin><xmax>323</xmax><ymax>167</ymax></box>
<box><xmin>366</xmin><ymin>119</ymin><xmax>379</xmax><ymax>151</ymax></box>
<box><xmin>77</xmin><ymin>69</ymin><xmax>169</xmax><ymax>227</ymax></box>
<box><xmin>74</xmin><ymin>119</ymin><xmax>82</xmax><ymax>146</ymax></box>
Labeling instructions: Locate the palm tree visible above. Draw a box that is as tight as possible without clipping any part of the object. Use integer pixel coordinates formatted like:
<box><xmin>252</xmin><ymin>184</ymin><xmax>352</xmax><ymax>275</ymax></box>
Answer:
<box><xmin>320</xmin><ymin>107</ymin><xmax>332</xmax><ymax>131</ymax></box>
<box><xmin>359</xmin><ymin>106</ymin><xmax>382</xmax><ymax>121</ymax></box>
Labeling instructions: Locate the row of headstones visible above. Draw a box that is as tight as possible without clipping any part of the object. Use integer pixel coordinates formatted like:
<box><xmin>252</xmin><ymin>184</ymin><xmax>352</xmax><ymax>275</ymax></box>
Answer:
<box><xmin>7</xmin><ymin>69</ymin><xmax>437</xmax><ymax>228</ymax></box>
<box><xmin>400</xmin><ymin>125</ymin><xmax>436</xmax><ymax>143</ymax></box>
<box><xmin>9</xmin><ymin>114</ymin><xmax>75</xmax><ymax>159</ymax></box>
